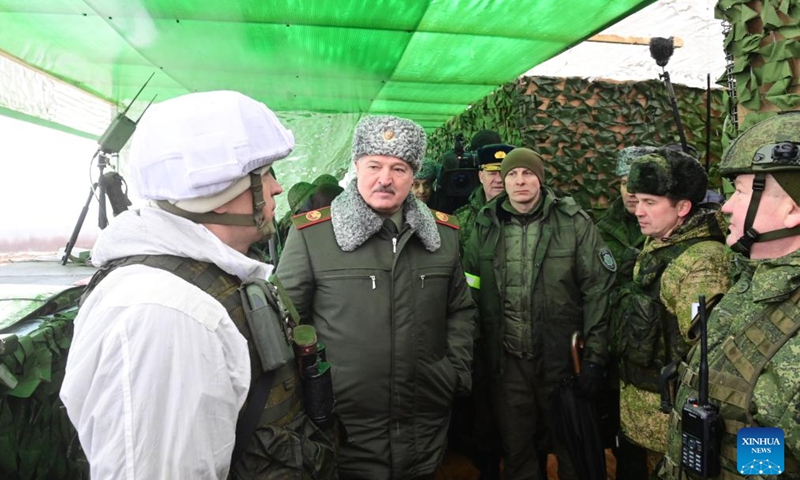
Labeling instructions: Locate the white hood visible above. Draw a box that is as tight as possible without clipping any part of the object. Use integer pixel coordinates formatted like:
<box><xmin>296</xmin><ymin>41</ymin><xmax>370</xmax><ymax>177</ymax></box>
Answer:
<box><xmin>91</xmin><ymin>205</ymin><xmax>272</xmax><ymax>282</ymax></box>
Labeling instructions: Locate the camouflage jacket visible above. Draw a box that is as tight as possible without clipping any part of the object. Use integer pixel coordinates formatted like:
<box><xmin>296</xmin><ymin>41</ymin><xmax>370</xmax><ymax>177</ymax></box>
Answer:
<box><xmin>661</xmin><ymin>250</ymin><xmax>800</xmax><ymax>479</ymax></box>
<box><xmin>594</xmin><ymin>196</ymin><xmax>645</xmax><ymax>284</ymax></box>
<box><xmin>454</xmin><ymin>186</ymin><xmax>487</xmax><ymax>253</ymax></box>
<box><xmin>620</xmin><ymin>206</ymin><xmax>731</xmax><ymax>452</ymax></box>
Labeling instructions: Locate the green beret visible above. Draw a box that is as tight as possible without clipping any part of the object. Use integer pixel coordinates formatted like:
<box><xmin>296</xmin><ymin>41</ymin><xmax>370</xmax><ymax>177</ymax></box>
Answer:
<box><xmin>287</xmin><ymin>181</ymin><xmax>316</xmax><ymax>213</ymax></box>
<box><xmin>312</xmin><ymin>174</ymin><xmax>339</xmax><ymax>186</ymax></box>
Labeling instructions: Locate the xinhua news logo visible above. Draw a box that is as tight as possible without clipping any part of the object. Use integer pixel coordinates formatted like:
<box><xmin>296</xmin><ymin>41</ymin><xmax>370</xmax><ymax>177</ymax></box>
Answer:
<box><xmin>737</xmin><ymin>427</ymin><xmax>784</xmax><ymax>476</ymax></box>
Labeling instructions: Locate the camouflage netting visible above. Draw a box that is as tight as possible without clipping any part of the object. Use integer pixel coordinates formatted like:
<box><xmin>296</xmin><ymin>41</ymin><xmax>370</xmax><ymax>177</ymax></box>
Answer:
<box><xmin>428</xmin><ymin>75</ymin><xmax>725</xmax><ymax>211</ymax></box>
<box><xmin>0</xmin><ymin>287</ymin><xmax>88</xmax><ymax>480</ymax></box>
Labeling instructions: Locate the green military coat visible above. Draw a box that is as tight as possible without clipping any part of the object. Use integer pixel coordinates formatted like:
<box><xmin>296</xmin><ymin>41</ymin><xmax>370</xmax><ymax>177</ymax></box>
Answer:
<box><xmin>276</xmin><ymin>185</ymin><xmax>475</xmax><ymax>480</ymax></box>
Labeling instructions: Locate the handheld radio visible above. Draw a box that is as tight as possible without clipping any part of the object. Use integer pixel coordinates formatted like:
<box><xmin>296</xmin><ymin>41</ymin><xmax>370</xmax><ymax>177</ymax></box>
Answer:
<box><xmin>680</xmin><ymin>295</ymin><xmax>722</xmax><ymax>477</ymax></box>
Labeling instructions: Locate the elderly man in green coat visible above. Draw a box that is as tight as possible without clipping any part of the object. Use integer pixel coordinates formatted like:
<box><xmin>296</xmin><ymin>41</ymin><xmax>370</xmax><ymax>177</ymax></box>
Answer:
<box><xmin>276</xmin><ymin>115</ymin><xmax>476</xmax><ymax>480</ymax></box>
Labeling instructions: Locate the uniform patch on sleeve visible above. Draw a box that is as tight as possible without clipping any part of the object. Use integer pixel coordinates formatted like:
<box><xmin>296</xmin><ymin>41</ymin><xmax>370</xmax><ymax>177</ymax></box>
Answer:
<box><xmin>599</xmin><ymin>247</ymin><xmax>617</xmax><ymax>272</ymax></box>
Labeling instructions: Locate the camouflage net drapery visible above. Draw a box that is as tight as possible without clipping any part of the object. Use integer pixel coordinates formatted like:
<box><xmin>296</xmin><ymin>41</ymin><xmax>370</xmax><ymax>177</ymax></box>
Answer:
<box><xmin>0</xmin><ymin>287</ymin><xmax>88</xmax><ymax>480</ymax></box>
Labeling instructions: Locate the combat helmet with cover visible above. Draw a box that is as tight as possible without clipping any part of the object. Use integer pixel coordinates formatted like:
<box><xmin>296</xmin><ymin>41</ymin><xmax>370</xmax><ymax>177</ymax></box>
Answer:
<box><xmin>719</xmin><ymin>112</ymin><xmax>800</xmax><ymax>256</ymax></box>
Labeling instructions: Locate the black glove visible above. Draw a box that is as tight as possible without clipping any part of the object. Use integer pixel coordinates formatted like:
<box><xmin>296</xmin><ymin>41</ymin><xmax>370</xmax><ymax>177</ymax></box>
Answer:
<box><xmin>576</xmin><ymin>360</ymin><xmax>605</xmax><ymax>398</ymax></box>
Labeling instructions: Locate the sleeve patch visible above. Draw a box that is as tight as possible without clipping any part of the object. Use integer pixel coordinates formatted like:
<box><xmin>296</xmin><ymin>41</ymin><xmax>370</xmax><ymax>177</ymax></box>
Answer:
<box><xmin>599</xmin><ymin>247</ymin><xmax>617</xmax><ymax>272</ymax></box>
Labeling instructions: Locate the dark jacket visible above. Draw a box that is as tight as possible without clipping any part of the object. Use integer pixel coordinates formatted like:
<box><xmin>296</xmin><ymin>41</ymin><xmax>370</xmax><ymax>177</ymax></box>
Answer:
<box><xmin>275</xmin><ymin>182</ymin><xmax>475</xmax><ymax>480</ymax></box>
<box><xmin>463</xmin><ymin>188</ymin><xmax>615</xmax><ymax>386</ymax></box>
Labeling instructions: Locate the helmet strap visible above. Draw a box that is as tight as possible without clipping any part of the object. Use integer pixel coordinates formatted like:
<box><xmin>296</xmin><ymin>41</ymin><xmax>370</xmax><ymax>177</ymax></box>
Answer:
<box><xmin>155</xmin><ymin>172</ymin><xmax>275</xmax><ymax>240</ymax></box>
<box><xmin>731</xmin><ymin>172</ymin><xmax>800</xmax><ymax>256</ymax></box>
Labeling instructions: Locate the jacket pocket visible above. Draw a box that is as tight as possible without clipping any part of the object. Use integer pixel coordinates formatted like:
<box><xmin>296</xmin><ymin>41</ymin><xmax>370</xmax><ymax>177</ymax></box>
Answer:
<box><xmin>412</xmin><ymin>267</ymin><xmax>452</xmax><ymax>355</ymax></box>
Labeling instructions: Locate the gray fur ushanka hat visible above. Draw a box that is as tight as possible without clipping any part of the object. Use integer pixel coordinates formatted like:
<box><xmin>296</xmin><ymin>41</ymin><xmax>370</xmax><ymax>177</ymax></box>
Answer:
<box><xmin>627</xmin><ymin>147</ymin><xmax>708</xmax><ymax>206</ymax></box>
<box><xmin>351</xmin><ymin>115</ymin><xmax>426</xmax><ymax>171</ymax></box>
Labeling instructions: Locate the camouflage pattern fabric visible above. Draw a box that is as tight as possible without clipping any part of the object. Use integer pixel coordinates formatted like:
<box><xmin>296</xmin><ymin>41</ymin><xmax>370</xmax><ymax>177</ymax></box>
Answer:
<box><xmin>619</xmin><ymin>207</ymin><xmax>731</xmax><ymax>453</ymax></box>
<box><xmin>0</xmin><ymin>286</ymin><xmax>88</xmax><ymax>480</ymax></box>
<box><xmin>719</xmin><ymin>112</ymin><xmax>800</xmax><ymax>177</ymax></box>
<box><xmin>662</xmin><ymin>249</ymin><xmax>800</xmax><ymax>479</ymax></box>
<box><xmin>454</xmin><ymin>186</ymin><xmax>487</xmax><ymax>253</ymax></box>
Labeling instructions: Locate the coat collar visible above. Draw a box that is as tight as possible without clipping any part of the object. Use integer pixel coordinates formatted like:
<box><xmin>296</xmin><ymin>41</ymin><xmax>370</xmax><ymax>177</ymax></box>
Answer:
<box><xmin>330</xmin><ymin>179</ymin><xmax>441</xmax><ymax>252</ymax></box>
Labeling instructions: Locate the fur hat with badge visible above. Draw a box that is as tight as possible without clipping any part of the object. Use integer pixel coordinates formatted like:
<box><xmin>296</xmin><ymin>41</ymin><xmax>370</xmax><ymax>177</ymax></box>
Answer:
<box><xmin>351</xmin><ymin>115</ymin><xmax>426</xmax><ymax>171</ymax></box>
<box><xmin>627</xmin><ymin>147</ymin><xmax>708</xmax><ymax>207</ymax></box>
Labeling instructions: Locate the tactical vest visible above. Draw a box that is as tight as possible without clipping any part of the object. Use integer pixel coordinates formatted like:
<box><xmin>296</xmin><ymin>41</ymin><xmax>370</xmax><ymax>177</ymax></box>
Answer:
<box><xmin>612</xmin><ymin>237</ymin><xmax>706</xmax><ymax>392</ymax></box>
<box><xmin>83</xmin><ymin>254</ymin><xmax>338</xmax><ymax>479</ymax></box>
<box><xmin>662</xmin><ymin>287</ymin><xmax>800</xmax><ymax>479</ymax></box>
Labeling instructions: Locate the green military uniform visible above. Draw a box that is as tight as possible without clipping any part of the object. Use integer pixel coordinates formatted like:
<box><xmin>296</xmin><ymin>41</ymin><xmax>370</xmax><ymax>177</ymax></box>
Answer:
<box><xmin>463</xmin><ymin>187</ymin><xmax>616</xmax><ymax>480</ymax></box>
<box><xmin>453</xmin><ymin>186</ymin><xmax>486</xmax><ymax>253</ymax></box>
<box><xmin>595</xmin><ymin>196</ymin><xmax>645</xmax><ymax>282</ymax></box>
<box><xmin>661</xmin><ymin>112</ymin><xmax>800</xmax><ymax>479</ymax></box>
<box><xmin>661</xmin><ymin>252</ymin><xmax>800</xmax><ymax>479</ymax></box>
<box><xmin>276</xmin><ymin>184</ymin><xmax>475</xmax><ymax>480</ymax></box>
<box><xmin>618</xmin><ymin>206</ymin><xmax>731</xmax><ymax>452</ymax></box>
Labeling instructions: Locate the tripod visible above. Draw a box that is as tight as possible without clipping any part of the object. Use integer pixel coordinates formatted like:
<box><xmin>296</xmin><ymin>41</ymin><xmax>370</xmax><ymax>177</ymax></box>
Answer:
<box><xmin>61</xmin><ymin>152</ymin><xmax>113</xmax><ymax>265</ymax></box>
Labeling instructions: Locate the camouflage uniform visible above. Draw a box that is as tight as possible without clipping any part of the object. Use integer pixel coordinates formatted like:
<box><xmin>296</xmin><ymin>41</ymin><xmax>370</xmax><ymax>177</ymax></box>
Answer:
<box><xmin>619</xmin><ymin>206</ymin><xmax>731</xmax><ymax>452</ymax></box>
<box><xmin>617</xmin><ymin>149</ymin><xmax>731</xmax><ymax>456</ymax></box>
<box><xmin>661</xmin><ymin>113</ymin><xmax>800</xmax><ymax>479</ymax></box>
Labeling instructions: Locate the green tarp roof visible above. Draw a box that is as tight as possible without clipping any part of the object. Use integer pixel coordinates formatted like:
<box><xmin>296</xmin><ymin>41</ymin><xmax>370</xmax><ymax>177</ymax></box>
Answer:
<box><xmin>0</xmin><ymin>0</ymin><xmax>655</xmax><ymax>131</ymax></box>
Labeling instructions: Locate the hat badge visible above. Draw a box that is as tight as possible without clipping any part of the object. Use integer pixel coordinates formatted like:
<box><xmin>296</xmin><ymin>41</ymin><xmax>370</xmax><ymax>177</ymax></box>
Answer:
<box><xmin>383</xmin><ymin>130</ymin><xmax>395</xmax><ymax>140</ymax></box>
<box><xmin>495</xmin><ymin>151</ymin><xmax>507</xmax><ymax>159</ymax></box>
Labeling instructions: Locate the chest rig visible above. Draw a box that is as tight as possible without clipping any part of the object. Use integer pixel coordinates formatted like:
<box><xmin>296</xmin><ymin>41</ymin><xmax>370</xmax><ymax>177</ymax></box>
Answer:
<box><xmin>83</xmin><ymin>254</ymin><xmax>338</xmax><ymax>479</ymax></box>
<box><xmin>664</xmin><ymin>287</ymin><xmax>800</xmax><ymax>479</ymax></box>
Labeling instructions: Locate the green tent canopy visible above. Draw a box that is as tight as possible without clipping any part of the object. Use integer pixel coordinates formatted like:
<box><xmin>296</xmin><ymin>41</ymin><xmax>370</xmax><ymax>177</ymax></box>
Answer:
<box><xmin>0</xmin><ymin>0</ymin><xmax>654</xmax><ymax>131</ymax></box>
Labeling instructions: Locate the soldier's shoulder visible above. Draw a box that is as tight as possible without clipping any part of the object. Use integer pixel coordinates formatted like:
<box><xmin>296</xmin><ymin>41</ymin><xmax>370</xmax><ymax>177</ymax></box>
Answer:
<box><xmin>291</xmin><ymin>206</ymin><xmax>332</xmax><ymax>230</ymax></box>
<box><xmin>430</xmin><ymin>209</ymin><xmax>459</xmax><ymax>229</ymax></box>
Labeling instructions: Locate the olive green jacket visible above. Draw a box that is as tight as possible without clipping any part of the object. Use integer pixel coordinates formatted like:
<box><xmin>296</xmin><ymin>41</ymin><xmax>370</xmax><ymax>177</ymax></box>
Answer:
<box><xmin>463</xmin><ymin>188</ymin><xmax>616</xmax><ymax>386</ymax></box>
<box><xmin>595</xmin><ymin>196</ymin><xmax>645</xmax><ymax>283</ymax></box>
<box><xmin>275</xmin><ymin>184</ymin><xmax>475</xmax><ymax>480</ymax></box>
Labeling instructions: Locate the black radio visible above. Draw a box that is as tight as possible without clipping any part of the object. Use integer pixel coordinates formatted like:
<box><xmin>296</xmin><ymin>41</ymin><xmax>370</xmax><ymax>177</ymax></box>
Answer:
<box><xmin>680</xmin><ymin>295</ymin><xmax>722</xmax><ymax>477</ymax></box>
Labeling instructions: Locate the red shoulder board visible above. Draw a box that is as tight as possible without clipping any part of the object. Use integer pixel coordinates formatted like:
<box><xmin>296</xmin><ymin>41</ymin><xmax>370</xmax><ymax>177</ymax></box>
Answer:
<box><xmin>292</xmin><ymin>206</ymin><xmax>332</xmax><ymax>230</ymax></box>
<box><xmin>431</xmin><ymin>209</ymin><xmax>459</xmax><ymax>230</ymax></box>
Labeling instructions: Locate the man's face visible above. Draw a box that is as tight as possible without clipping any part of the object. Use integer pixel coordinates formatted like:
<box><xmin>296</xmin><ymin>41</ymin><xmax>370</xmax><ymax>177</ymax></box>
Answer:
<box><xmin>355</xmin><ymin>155</ymin><xmax>414</xmax><ymax>215</ymax></box>
<box><xmin>260</xmin><ymin>171</ymin><xmax>283</xmax><ymax>224</ymax></box>
<box><xmin>479</xmin><ymin>168</ymin><xmax>504</xmax><ymax>201</ymax></box>
<box><xmin>504</xmin><ymin>167</ymin><xmax>541</xmax><ymax>211</ymax></box>
<box><xmin>619</xmin><ymin>175</ymin><xmax>638</xmax><ymax>215</ymax></box>
<box><xmin>722</xmin><ymin>174</ymin><xmax>799</xmax><ymax>258</ymax></box>
<box><xmin>411</xmin><ymin>178</ymin><xmax>433</xmax><ymax>204</ymax></box>
<box><xmin>634</xmin><ymin>193</ymin><xmax>688</xmax><ymax>239</ymax></box>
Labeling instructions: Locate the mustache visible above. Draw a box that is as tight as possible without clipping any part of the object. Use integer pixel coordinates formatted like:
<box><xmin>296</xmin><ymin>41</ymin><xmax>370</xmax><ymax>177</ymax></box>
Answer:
<box><xmin>373</xmin><ymin>185</ymin><xmax>395</xmax><ymax>194</ymax></box>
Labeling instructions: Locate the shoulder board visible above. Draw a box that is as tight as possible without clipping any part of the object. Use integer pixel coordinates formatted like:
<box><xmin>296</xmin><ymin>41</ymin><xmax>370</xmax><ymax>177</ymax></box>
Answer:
<box><xmin>291</xmin><ymin>206</ymin><xmax>332</xmax><ymax>230</ymax></box>
<box><xmin>430</xmin><ymin>209</ymin><xmax>459</xmax><ymax>230</ymax></box>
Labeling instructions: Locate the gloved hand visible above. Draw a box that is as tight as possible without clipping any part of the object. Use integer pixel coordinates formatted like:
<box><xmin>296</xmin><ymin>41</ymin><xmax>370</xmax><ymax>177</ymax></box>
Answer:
<box><xmin>576</xmin><ymin>360</ymin><xmax>605</xmax><ymax>398</ymax></box>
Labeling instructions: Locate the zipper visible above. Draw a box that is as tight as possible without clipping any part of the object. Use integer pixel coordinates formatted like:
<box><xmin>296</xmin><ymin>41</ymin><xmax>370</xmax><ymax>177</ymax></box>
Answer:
<box><xmin>321</xmin><ymin>274</ymin><xmax>376</xmax><ymax>290</ymax></box>
<box><xmin>392</xmin><ymin>237</ymin><xmax>397</xmax><ymax>254</ymax></box>
<box><xmin>419</xmin><ymin>273</ymin><xmax>450</xmax><ymax>289</ymax></box>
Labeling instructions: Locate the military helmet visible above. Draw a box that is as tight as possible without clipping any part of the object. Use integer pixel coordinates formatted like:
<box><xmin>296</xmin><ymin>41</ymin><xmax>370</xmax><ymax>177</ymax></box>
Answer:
<box><xmin>720</xmin><ymin>112</ymin><xmax>800</xmax><ymax>178</ymax></box>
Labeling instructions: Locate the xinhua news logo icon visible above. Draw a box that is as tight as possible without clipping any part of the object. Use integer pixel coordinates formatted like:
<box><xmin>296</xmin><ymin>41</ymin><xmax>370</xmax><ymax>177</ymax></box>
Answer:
<box><xmin>737</xmin><ymin>427</ymin><xmax>784</xmax><ymax>476</ymax></box>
